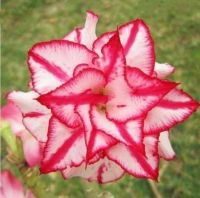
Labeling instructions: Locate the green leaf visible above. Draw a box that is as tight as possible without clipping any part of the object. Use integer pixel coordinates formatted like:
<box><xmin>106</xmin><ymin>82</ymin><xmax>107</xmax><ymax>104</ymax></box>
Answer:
<box><xmin>0</xmin><ymin>121</ymin><xmax>18</xmax><ymax>154</ymax></box>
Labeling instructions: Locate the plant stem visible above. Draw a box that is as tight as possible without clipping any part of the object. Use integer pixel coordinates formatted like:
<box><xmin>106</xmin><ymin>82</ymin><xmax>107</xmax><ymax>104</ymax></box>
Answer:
<box><xmin>148</xmin><ymin>180</ymin><xmax>162</xmax><ymax>198</ymax></box>
<box><xmin>148</xmin><ymin>162</ymin><xmax>169</xmax><ymax>198</ymax></box>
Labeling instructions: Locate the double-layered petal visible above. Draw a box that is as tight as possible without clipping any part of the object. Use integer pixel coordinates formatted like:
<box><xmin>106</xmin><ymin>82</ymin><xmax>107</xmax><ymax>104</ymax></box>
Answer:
<box><xmin>7</xmin><ymin>11</ymin><xmax>199</xmax><ymax>183</ymax></box>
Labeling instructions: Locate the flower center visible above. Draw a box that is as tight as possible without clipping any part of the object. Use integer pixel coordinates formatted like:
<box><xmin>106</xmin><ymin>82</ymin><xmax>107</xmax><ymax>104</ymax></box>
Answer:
<box><xmin>96</xmin><ymin>103</ymin><xmax>106</xmax><ymax>113</ymax></box>
<box><xmin>92</xmin><ymin>87</ymin><xmax>109</xmax><ymax>113</ymax></box>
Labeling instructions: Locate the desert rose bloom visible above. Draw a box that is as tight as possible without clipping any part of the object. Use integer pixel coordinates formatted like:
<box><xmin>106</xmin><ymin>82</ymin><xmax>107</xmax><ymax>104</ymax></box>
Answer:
<box><xmin>0</xmin><ymin>170</ymin><xmax>35</xmax><ymax>198</ymax></box>
<box><xmin>8</xmin><ymin>11</ymin><xmax>199</xmax><ymax>183</ymax></box>
<box><xmin>1</xmin><ymin>102</ymin><xmax>42</xmax><ymax>167</ymax></box>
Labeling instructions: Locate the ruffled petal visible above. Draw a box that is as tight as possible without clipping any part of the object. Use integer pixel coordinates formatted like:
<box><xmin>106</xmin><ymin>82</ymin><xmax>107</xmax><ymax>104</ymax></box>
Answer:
<box><xmin>94</xmin><ymin>32</ymin><xmax>126</xmax><ymax>81</ymax></box>
<box><xmin>93</xmin><ymin>32</ymin><xmax>115</xmax><ymax>57</ymax></box>
<box><xmin>61</xmin><ymin>157</ymin><xmax>124</xmax><ymax>184</ymax></box>
<box><xmin>158</xmin><ymin>131</ymin><xmax>176</xmax><ymax>160</ymax></box>
<box><xmin>64</xmin><ymin>11</ymin><xmax>98</xmax><ymax>50</ymax></box>
<box><xmin>125</xmin><ymin>67</ymin><xmax>177</xmax><ymax>95</ymax></box>
<box><xmin>75</xmin><ymin>105</ymin><xmax>117</xmax><ymax>160</ymax></box>
<box><xmin>88</xmin><ymin>131</ymin><xmax>117</xmax><ymax>159</ymax></box>
<box><xmin>106</xmin><ymin>135</ymin><xmax>159</xmax><ymax>180</ymax></box>
<box><xmin>106</xmin><ymin>68</ymin><xmax>177</xmax><ymax>122</ymax></box>
<box><xmin>93</xmin><ymin>19</ymin><xmax>155</xmax><ymax>76</ymax></box>
<box><xmin>119</xmin><ymin>19</ymin><xmax>155</xmax><ymax>75</ymax></box>
<box><xmin>49</xmin><ymin>105</ymin><xmax>80</xmax><ymax>128</ymax></box>
<box><xmin>124</xmin><ymin>119</ymin><xmax>144</xmax><ymax>147</ymax></box>
<box><xmin>144</xmin><ymin>89</ymin><xmax>199</xmax><ymax>134</ymax></box>
<box><xmin>28</xmin><ymin>40</ymin><xmax>97</xmax><ymax>94</ymax></box>
<box><xmin>37</xmin><ymin>68</ymin><xmax>106</xmax><ymax>127</ymax></box>
<box><xmin>78</xmin><ymin>11</ymin><xmax>98</xmax><ymax>49</ymax></box>
<box><xmin>91</xmin><ymin>106</ymin><xmax>143</xmax><ymax>152</ymax></box>
<box><xmin>73</xmin><ymin>64</ymin><xmax>90</xmax><ymax>76</ymax></box>
<box><xmin>154</xmin><ymin>62</ymin><xmax>175</xmax><ymax>79</ymax></box>
<box><xmin>38</xmin><ymin>68</ymin><xmax>106</xmax><ymax>104</ymax></box>
<box><xmin>8</xmin><ymin>91</ymin><xmax>51</xmax><ymax>142</ymax></box>
<box><xmin>63</xmin><ymin>28</ymin><xmax>80</xmax><ymax>43</ymax></box>
<box><xmin>41</xmin><ymin>117</ymin><xmax>86</xmax><ymax>173</ymax></box>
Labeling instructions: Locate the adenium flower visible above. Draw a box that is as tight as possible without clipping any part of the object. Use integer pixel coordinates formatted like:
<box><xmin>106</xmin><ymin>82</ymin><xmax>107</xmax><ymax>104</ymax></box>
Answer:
<box><xmin>8</xmin><ymin>11</ymin><xmax>199</xmax><ymax>183</ymax></box>
<box><xmin>1</xmin><ymin>102</ymin><xmax>42</xmax><ymax>167</ymax></box>
<box><xmin>0</xmin><ymin>170</ymin><xmax>35</xmax><ymax>198</ymax></box>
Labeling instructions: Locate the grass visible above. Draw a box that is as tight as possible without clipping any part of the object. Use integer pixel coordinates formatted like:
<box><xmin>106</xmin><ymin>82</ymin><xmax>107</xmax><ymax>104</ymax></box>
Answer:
<box><xmin>1</xmin><ymin>0</ymin><xmax>200</xmax><ymax>197</ymax></box>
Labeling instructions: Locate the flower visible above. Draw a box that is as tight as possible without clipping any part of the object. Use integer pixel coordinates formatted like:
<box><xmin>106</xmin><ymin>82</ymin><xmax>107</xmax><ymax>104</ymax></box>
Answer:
<box><xmin>8</xmin><ymin>11</ymin><xmax>199</xmax><ymax>183</ymax></box>
<box><xmin>1</xmin><ymin>102</ymin><xmax>42</xmax><ymax>167</ymax></box>
<box><xmin>0</xmin><ymin>170</ymin><xmax>35</xmax><ymax>198</ymax></box>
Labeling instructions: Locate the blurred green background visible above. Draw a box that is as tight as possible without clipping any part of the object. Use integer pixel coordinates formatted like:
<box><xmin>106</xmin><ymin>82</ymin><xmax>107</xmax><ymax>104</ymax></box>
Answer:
<box><xmin>1</xmin><ymin>0</ymin><xmax>200</xmax><ymax>198</ymax></box>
